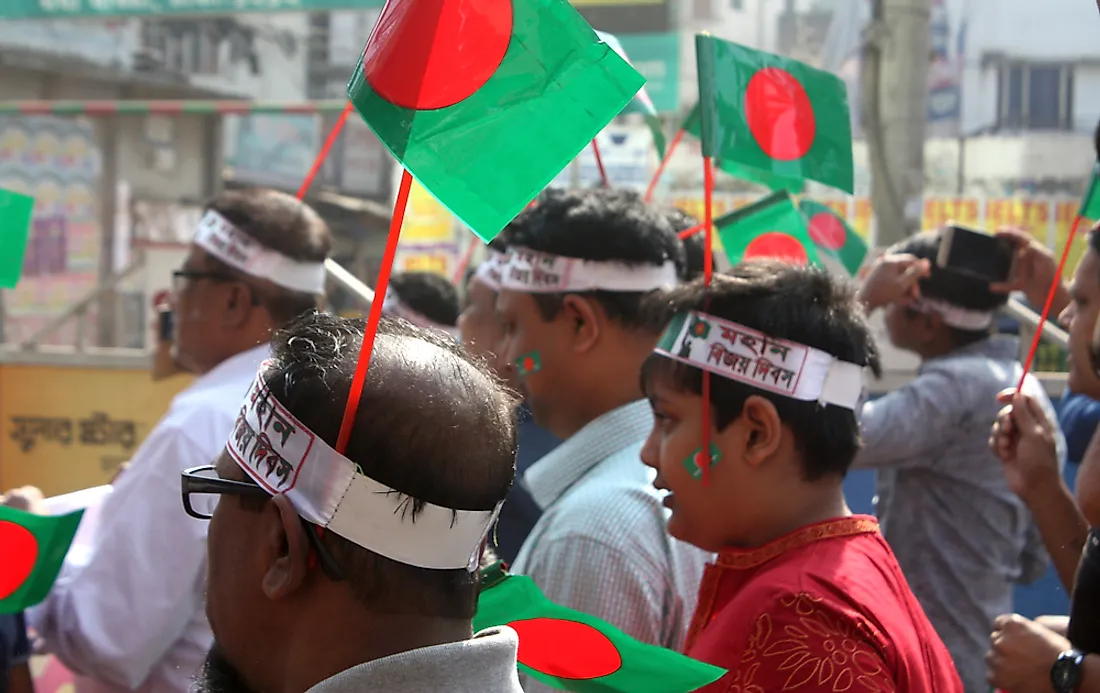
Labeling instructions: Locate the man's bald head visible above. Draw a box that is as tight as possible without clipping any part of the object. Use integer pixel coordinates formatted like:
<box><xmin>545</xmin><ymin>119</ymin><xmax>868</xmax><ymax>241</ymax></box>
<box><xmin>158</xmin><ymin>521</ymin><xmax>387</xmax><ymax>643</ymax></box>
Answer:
<box><xmin>262</xmin><ymin>311</ymin><xmax>518</xmax><ymax>617</ymax></box>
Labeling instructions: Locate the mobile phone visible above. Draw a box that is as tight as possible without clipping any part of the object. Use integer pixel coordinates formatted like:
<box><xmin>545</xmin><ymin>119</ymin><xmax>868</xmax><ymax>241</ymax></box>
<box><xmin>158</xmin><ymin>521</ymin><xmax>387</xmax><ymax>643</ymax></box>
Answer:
<box><xmin>158</xmin><ymin>309</ymin><xmax>174</xmax><ymax>342</ymax></box>
<box><xmin>937</xmin><ymin>223</ymin><xmax>1017</xmax><ymax>284</ymax></box>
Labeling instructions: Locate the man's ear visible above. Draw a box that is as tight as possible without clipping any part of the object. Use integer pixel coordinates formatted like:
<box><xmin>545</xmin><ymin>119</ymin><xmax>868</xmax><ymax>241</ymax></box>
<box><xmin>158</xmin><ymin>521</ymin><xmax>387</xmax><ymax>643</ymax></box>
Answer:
<box><xmin>560</xmin><ymin>295</ymin><xmax>601</xmax><ymax>354</ymax></box>
<box><xmin>261</xmin><ymin>494</ymin><xmax>310</xmax><ymax>600</ymax></box>
<box><xmin>222</xmin><ymin>282</ymin><xmax>255</xmax><ymax>329</ymax></box>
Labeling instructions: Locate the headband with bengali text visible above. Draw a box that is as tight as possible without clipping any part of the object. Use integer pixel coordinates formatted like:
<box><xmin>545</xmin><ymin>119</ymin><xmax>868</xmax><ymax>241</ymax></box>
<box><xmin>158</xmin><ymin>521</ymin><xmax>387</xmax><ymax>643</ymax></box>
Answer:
<box><xmin>472</xmin><ymin>250</ymin><xmax>506</xmax><ymax>291</ymax></box>
<box><xmin>500</xmin><ymin>246</ymin><xmax>679</xmax><ymax>294</ymax></box>
<box><xmin>911</xmin><ymin>297</ymin><xmax>994</xmax><ymax>331</ymax></box>
<box><xmin>382</xmin><ymin>287</ymin><xmax>459</xmax><ymax>338</ymax></box>
<box><xmin>226</xmin><ymin>363</ymin><xmax>500</xmax><ymax>571</ymax></box>
<box><xmin>655</xmin><ymin>311</ymin><xmax>866</xmax><ymax>410</ymax></box>
<box><xmin>193</xmin><ymin>210</ymin><xmax>327</xmax><ymax>294</ymax></box>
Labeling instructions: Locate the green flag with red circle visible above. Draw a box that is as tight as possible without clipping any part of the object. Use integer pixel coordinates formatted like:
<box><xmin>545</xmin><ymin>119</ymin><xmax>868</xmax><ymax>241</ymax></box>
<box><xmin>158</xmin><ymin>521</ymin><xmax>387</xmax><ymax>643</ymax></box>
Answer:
<box><xmin>694</xmin><ymin>34</ymin><xmax>854</xmax><ymax>194</ymax></box>
<box><xmin>475</xmin><ymin>562</ymin><xmax>725</xmax><ymax>693</ymax></box>
<box><xmin>347</xmin><ymin>0</ymin><xmax>645</xmax><ymax>243</ymax></box>
<box><xmin>0</xmin><ymin>505</ymin><xmax>83</xmax><ymax>614</ymax></box>
<box><xmin>681</xmin><ymin>103</ymin><xmax>805</xmax><ymax>194</ymax></box>
<box><xmin>797</xmin><ymin>199</ymin><xmax>868</xmax><ymax>276</ymax></box>
<box><xmin>1080</xmin><ymin>163</ymin><xmax>1100</xmax><ymax>221</ymax></box>
<box><xmin>716</xmin><ymin>190</ymin><xmax>822</xmax><ymax>268</ymax></box>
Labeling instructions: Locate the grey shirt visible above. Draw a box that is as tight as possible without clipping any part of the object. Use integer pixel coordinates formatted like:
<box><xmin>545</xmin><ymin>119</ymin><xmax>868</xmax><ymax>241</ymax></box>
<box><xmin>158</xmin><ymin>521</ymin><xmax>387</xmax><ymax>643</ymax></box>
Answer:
<box><xmin>854</xmin><ymin>336</ymin><xmax>1065</xmax><ymax>693</ymax></box>
<box><xmin>305</xmin><ymin>628</ymin><xmax>524</xmax><ymax>693</ymax></box>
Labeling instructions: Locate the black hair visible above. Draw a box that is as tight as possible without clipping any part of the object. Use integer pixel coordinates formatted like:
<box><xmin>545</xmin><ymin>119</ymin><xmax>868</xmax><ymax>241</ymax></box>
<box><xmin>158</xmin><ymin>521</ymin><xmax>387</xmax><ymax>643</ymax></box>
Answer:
<box><xmin>389</xmin><ymin>271</ymin><xmax>460</xmax><ymax>327</ymax></box>
<box><xmin>262</xmin><ymin>311</ymin><xmax>517</xmax><ymax>618</ymax></box>
<box><xmin>661</xmin><ymin>208</ymin><xmax>707</xmax><ymax>281</ymax></box>
<box><xmin>506</xmin><ymin>188</ymin><xmax>685</xmax><ymax>333</ymax></box>
<box><xmin>889</xmin><ymin>229</ymin><xmax>1007</xmax><ymax>346</ymax></box>
<box><xmin>641</xmin><ymin>261</ymin><xmax>881</xmax><ymax>480</ymax></box>
<box><xmin>205</xmin><ymin>188</ymin><xmax>332</xmax><ymax>325</ymax></box>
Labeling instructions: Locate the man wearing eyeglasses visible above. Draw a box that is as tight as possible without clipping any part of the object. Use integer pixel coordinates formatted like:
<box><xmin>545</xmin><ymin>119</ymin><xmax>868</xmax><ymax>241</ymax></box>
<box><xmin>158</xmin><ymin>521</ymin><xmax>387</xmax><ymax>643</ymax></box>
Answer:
<box><xmin>181</xmin><ymin>311</ymin><xmax>523</xmax><ymax>693</ymax></box>
<box><xmin>7</xmin><ymin>188</ymin><xmax>332</xmax><ymax>693</ymax></box>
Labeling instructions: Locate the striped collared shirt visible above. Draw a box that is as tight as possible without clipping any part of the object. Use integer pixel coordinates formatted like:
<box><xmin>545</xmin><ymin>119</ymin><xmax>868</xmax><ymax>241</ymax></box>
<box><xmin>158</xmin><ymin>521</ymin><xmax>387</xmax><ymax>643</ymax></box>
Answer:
<box><xmin>511</xmin><ymin>400</ymin><xmax>712</xmax><ymax>693</ymax></box>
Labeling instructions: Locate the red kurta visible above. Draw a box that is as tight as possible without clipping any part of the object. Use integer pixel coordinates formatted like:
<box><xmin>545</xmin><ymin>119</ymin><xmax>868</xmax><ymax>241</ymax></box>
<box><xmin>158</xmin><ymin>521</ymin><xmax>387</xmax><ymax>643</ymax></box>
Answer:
<box><xmin>685</xmin><ymin>515</ymin><xmax>962</xmax><ymax>693</ymax></box>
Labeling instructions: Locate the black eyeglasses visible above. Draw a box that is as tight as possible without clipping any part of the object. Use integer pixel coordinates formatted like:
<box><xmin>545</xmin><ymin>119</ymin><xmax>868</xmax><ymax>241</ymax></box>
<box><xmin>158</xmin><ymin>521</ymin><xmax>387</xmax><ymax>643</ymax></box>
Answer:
<box><xmin>181</xmin><ymin>465</ymin><xmax>346</xmax><ymax>581</ymax></box>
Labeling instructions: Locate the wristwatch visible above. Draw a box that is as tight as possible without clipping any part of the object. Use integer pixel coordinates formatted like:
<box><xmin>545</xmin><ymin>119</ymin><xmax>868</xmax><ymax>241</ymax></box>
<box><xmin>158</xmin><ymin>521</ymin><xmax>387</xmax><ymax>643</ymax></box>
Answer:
<box><xmin>1051</xmin><ymin>649</ymin><xmax>1087</xmax><ymax>693</ymax></box>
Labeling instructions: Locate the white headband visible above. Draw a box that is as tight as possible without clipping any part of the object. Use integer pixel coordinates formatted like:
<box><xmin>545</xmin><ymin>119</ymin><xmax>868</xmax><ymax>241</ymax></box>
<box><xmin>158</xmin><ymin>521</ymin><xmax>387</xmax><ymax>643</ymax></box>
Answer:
<box><xmin>382</xmin><ymin>287</ymin><xmax>459</xmax><ymax>338</ymax></box>
<box><xmin>473</xmin><ymin>251</ymin><xmax>506</xmax><ymax>291</ymax></box>
<box><xmin>655</xmin><ymin>311</ymin><xmax>866</xmax><ymax>410</ymax></box>
<box><xmin>912</xmin><ymin>298</ymin><xmax>994</xmax><ymax>331</ymax></box>
<box><xmin>193</xmin><ymin>210</ymin><xmax>327</xmax><ymax>294</ymax></box>
<box><xmin>227</xmin><ymin>364</ymin><xmax>500</xmax><ymax>571</ymax></box>
<box><xmin>500</xmin><ymin>247</ymin><xmax>679</xmax><ymax>294</ymax></box>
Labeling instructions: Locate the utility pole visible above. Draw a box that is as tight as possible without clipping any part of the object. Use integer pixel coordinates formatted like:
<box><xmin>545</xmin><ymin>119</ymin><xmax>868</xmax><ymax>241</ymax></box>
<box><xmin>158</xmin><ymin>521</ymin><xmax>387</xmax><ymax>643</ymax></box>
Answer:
<box><xmin>861</xmin><ymin>0</ymin><xmax>932</xmax><ymax>247</ymax></box>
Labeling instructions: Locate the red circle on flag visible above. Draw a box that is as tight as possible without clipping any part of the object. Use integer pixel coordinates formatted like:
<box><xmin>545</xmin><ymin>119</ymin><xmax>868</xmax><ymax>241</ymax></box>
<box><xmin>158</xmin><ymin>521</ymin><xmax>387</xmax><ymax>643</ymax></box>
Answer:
<box><xmin>807</xmin><ymin>212</ymin><xmax>847</xmax><ymax>250</ymax></box>
<box><xmin>0</xmin><ymin>521</ymin><xmax>38</xmax><ymax>599</ymax></box>
<box><xmin>509</xmin><ymin>618</ymin><xmax>622</xmax><ymax>679</ymax></box>
<box><xmin>744</xmin><ymin>67</ymin><xmax>816</xmax><ymax>161</ymax></box>
<box><xmin>743</xmin><ymin>232</ymin><xmax>810</xmax><ymax>266</ymax></box>
<box><xmin>363</xmin><ymin>0</ymin><xmax>514</xmax><ymax>110</ymax></box>
<box><xmin>522</xmin><ymin>356</ymin><xmax>536</xmax><ymax>372</ymax></box>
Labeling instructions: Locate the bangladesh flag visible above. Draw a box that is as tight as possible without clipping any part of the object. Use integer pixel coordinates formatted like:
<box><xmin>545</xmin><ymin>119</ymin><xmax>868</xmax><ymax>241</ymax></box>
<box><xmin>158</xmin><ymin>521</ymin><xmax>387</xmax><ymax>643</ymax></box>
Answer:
<box><xmin>1081</xmin><ymin>163</ymin><xmax>1100</xmax><ymax>220</ymax></box>
<box><xmin>716</xmin><ymin>190</ymin><xmax>822</xmax><ymax>268</ymax></box>
<box><xmin>682</xmin><ymin>103</ymin><xmax>805</xmax><ymax>194</ymax></box>
<box><xmin>347</xmin><ymin>0</ymin><xmax>645</xmax><ymax>243</ymax></box>
<box><xmin>798</xmin><ymin>199</ymin><xmax>868</xmax><ymax>276</ymax></box>
<box><xmin>475</xmin><ymin>562</ymin><xmax>725</xmax><ymax>693</ymax></box>
<box><xmin>695</xmin><ymin>34</ymin><xmax>854</xmax><ymax>194</ymax></box>
<box><xmin>0</xmin><ymin>187</ymin><xmax>34</xmax><ymax>289</ymax></box>
<box><xmin>596</xmin><ymin>31</ymin><xmax>666</xmax><ymax>158</ymax></box>
<box><xmin>0</xmin><ymin>505</ymin><xmax>83</xmax><ymax>614</ymax></box>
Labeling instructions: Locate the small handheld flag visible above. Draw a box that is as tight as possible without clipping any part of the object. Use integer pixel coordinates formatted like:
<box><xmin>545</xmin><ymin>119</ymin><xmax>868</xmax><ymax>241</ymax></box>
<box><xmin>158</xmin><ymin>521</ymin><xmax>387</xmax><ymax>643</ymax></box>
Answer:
<box><xmin>0</xmin><ymin>187</ymin><xmax>35</xmax><ymax>289</ymax></box>
<box><xmin>0</xmin><ymin>505</ymin><xmax>83</xmax><ymax>614</ymax></box>
<box><xmin>695</xmin><ymin>35</ymin><xmax>854</xmax><ymax>193</ymax></box>
<box><xmin>476</xmin><ymin>561</ymin><xmax>726</xmax><ymax>693</ymax></box>
<box><xmin>347</xmin><ymin>0</ymin><xmax>645</xmax><ymax>242</ymax></box>
<box><xmin>798</xmin><ymin>199</ymin><xmax>868</xmax><ymax>276</ymax></box>
<box><xmin>716</xmin><ymin>190</ymin><xmax>822</xmax><ymax>268</ymax></box>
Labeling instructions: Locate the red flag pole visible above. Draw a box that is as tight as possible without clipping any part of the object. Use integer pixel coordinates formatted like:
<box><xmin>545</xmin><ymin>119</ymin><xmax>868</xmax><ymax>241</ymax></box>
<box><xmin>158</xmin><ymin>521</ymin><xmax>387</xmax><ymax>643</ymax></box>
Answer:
<box><xmin>297</xmin><ymin>101</ymin><xmax>354</xmax><ymax>200</ymax></box>
<box><xmin>335</xmin><ymin>169</ymin><xmax>415</xmax><ymax>453</ymax></box>
<box><xmin>699</xmin><ymin>155</ymin><xmax>715</xmax><ymax>486</ymax></box>
<box><xmin>677</xmin><ymin>222</ymin><xmax>705</xmax><ymax>240</ymax></box>
<box><xmin>453</xmin><ymin>235</ymin><xmax>480</xmax><ymax>284</ymax></box>
<box><xmin>644</xmin><ymin>128</ymin><xmax>684</xmax><ymax>203</ymax></box>
<box><xmin>591</xmin><ymin>139</ymin><xmax>610</xmax><ymax>188</ymax></box>
<box><xmin>1016</xmin><ymin>214</ymin><xmax>1084</xmax><ymax>391</ymax></box>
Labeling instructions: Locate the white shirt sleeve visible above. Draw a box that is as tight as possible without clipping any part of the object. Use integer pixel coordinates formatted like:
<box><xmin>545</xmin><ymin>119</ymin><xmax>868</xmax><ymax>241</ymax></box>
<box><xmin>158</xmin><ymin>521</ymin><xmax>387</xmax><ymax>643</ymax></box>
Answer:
<box><xmin>29</xmin><ymin>422</ymin><xmax>213</xmax><ymax>690</ymax></box>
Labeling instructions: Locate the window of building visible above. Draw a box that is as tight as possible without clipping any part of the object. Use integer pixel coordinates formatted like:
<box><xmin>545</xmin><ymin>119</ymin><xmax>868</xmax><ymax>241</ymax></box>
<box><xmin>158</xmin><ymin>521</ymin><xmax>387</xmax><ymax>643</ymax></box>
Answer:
<box><xmin>996</xmin><ymin>62</ymin><xmax>1074</xmax><ymax>131</ymax></box>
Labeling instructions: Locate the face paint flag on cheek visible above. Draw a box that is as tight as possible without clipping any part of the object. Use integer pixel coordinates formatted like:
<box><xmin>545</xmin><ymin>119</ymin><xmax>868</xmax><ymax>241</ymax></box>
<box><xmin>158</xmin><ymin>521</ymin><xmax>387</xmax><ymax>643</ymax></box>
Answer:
<box><xmin>682</xmin><ymin>443</ymin><xmax>722</xmax><ymax>481</ymax></box>
<box><xmin>516</xmin><ymin>351</ymin><xmax>542</xmax><ymax>377</ymax></box>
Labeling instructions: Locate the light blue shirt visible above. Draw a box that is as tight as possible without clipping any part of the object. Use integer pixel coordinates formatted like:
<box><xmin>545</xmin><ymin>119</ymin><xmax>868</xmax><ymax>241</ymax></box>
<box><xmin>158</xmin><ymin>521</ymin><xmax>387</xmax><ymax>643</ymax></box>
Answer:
<box><xmin>511</xmin><ymin>400</ymin><xmax>711</xmax><ymax>693</ymax></box>
<box><xmin>854</xmin><ymin>335</ymin><xmax>1065</xmax><ymax>693</ymax></box>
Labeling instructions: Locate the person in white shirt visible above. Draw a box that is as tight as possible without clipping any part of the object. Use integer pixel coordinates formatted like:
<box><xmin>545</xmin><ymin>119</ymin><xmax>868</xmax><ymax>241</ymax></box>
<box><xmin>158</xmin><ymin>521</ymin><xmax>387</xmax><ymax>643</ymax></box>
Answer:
<box><xmin>1</xmin><ymin>188</ymin><xmax>333</xmax><ymax>693</ymax></box>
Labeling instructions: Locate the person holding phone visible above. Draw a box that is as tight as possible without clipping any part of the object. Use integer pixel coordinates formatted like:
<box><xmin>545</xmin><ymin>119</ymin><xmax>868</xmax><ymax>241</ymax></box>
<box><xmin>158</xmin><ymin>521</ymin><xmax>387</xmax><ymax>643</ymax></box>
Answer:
<box><xmin>855</xmin><ymin>227</ymin><xmax>1065</xmax><ymax>693</ymax></box>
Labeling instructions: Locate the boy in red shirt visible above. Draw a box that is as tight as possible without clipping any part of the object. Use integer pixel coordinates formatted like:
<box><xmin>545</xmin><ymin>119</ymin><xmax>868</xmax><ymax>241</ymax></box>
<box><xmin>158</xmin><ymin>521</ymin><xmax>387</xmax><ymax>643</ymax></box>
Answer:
<box><xmin>640</xmin><ymin>261</ymin><xmax>962</xmax><ymax>692</ymax></box>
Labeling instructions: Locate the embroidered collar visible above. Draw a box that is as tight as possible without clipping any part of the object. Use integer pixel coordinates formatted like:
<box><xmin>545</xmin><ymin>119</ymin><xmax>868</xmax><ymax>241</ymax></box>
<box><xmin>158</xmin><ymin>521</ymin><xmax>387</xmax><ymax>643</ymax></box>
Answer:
<box><xmin>716</xmin><ymin>515</ymin><xmax>880</xmax><ymax>570</ymax></box>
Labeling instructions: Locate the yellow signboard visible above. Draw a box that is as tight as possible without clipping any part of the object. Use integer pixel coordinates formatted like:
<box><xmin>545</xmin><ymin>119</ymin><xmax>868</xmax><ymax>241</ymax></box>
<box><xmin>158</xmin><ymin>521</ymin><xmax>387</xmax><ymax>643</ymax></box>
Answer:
<box><xmin>401</xmin><ymin>179</ymin><xmax>456</xmax><ymax>244</ymax></box>
<box><xmin>0</xmin><ymin>365</ymin><xmax>190</xmax><ymax>496</ymax></box>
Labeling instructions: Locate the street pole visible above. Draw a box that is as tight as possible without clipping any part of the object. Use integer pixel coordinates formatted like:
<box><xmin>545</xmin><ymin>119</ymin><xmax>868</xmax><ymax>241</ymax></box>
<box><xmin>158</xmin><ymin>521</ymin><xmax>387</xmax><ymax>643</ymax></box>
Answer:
<box><xmin>861</xmin><ymin>0</ymin><xmax>932</xmax><ymax>247</ymax></box>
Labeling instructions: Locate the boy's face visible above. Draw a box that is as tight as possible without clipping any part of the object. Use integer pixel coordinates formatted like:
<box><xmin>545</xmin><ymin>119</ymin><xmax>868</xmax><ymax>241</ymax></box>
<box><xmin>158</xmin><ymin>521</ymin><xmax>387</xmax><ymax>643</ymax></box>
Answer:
<box><xmin>1060</xmin><ymin>247</ymin><xmax>1100</xmax><ymax>396</ymax></box>
<box><xmin>639</xmin><ymin>376</ymin><xmax>761</xmax><ymax>553</ymax></box>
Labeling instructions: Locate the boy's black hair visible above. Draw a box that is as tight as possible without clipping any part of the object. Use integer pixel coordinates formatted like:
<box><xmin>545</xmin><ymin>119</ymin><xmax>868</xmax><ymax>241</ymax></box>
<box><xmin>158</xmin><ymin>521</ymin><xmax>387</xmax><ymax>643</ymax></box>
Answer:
<box><xmin>506</xmin><ymin>188</ymin><xmax>684</xmax><ymax>333</ymax></box>
<box><xmin>661</xmin><ymin>208</ymin><xmax>707</xmax><ymax>281</ymax></box>
<box><xmin>889</xmin><ymin>229</ymin><xmax>1007</xmax><ymax>346</ymax></box>
<box><xmin>641</xmin><ymin>261</ymin><xmax>881</xmax><ymax>481</ymax></box>
<box><xmin>389</xmin><ymin>271</ymin><xmax>460</xmax><ymax>327</ymax></box>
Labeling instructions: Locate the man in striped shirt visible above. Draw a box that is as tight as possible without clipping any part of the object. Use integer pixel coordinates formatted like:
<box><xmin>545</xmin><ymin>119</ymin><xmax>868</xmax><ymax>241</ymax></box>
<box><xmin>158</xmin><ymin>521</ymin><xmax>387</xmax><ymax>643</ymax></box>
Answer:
<box><xmin>494</xmin><ymin>189</ymin><xmax>711</xmax><ymax>693</ymax></box>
